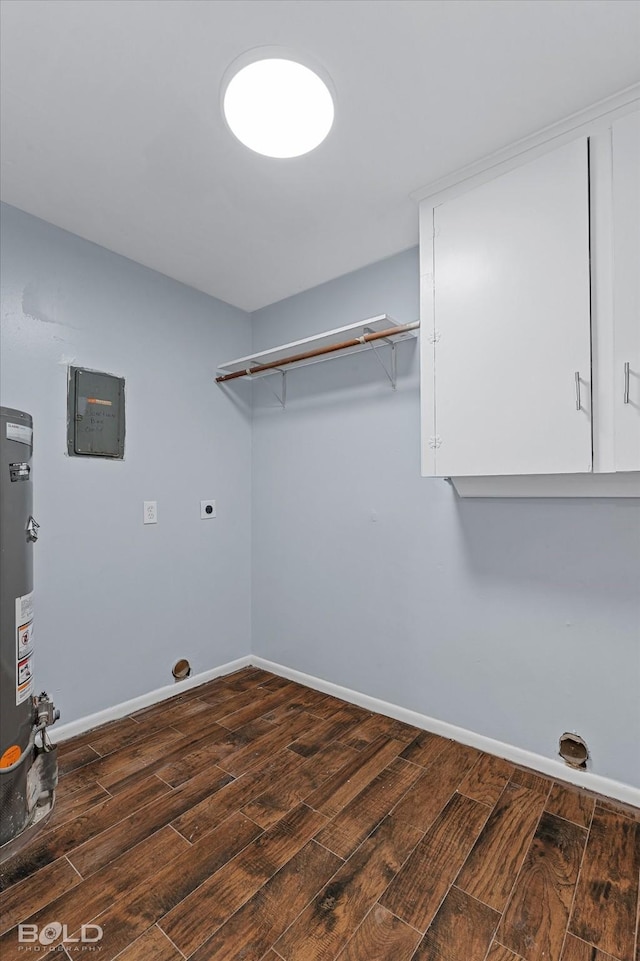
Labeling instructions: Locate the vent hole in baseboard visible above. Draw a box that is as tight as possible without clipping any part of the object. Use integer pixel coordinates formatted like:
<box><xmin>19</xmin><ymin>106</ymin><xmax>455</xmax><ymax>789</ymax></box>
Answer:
<box><xmin>172</xmin><ymin>658</ymin><xmax>191</xmax><ymax>681</ymax></box>
<box><xmin>559</xmin><ymin>732</ymin><xmax>589</xmax><ymax>769</ymax></box>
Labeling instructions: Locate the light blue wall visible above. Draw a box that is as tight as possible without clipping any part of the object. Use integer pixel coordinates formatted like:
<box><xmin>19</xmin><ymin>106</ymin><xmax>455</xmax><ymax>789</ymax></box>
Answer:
<box><xmin>3</xmin><ymin>207</ymin><xmax>639</xmax><ymax>788</ymax></box>
<box><xmin>251</xmin><ymin>248</ymin><xmax>640</xmax><ymax>787</ymax></box>
<box><xmin>1</xmin><ymin>204</ymin><xmax>253</xmax><ymax>722</ymax></box>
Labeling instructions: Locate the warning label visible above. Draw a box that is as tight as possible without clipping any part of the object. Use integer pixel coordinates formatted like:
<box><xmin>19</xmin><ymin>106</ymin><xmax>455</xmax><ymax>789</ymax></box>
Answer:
<box><xmin>18</xmin><ymin>622</ymin><xmax>33</xmax><ymax>659</ymax></box>
<box><xmin>17</xmin><ymin>653</ymin><xmax>33</xmax><ymax>689</ymax></box>
<box><xmin>16</xmin><ymin>591</ymin><xmax>34</xmax><ymax>705</ymax></box>
<box><xmin>0</xmin><ymin>745</ymin><xmax>22</xmax><ymax>768</ymax></box>
<box><xmin>6</xmin><ymin>422</ymin><xmax>33</xmax><ymax>446</ymax></box>
<box><xmin>17</xmin><ymin>591</ymin><xmax>34</xmax><ymax>626</ymax></box>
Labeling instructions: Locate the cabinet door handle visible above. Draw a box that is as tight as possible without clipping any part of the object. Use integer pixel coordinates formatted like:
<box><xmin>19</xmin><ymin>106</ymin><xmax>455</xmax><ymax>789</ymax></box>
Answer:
<box><xmin>575</xmin><ymin>372</ymin><xmax>581</xmax><ymax>411</ymax></box>
<box><xmin>624</xmin><ymin>362</ymin><xmax>630</xmax><ymax>404</ymax></box>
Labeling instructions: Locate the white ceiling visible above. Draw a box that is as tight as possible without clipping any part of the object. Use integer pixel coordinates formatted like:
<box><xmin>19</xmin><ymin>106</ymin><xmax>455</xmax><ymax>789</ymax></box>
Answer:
<box><xmin>1</xmin><ymin>0</ymin><xmax>639</xmax><ymax>312</ymax></box>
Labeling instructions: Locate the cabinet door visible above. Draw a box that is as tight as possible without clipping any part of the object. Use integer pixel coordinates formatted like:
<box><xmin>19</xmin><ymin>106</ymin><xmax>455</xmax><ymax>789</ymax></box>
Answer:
<box><xmin>430</xmin><ymin>138</ymin><xmax>592</xmax><ymax>477</ymax></box>
<box><xmin>612</xmin><ymin>111</ymin><xmax>640</xmax><ymax>471</ymax></box>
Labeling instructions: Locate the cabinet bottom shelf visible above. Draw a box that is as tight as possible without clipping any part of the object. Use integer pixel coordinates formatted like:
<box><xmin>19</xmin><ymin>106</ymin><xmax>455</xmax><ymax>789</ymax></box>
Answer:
<box><xmin>446</xmin><ymin>472</ymin><xmax>640</xmax><ymax>498</ymax></box>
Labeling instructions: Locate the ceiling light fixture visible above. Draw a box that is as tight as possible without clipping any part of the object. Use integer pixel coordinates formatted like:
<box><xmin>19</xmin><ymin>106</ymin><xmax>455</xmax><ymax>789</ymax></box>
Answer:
<box><xmin>222</xmin><ymin>56</ymin><xmax>334</xmax><ymax>159</ymax></box>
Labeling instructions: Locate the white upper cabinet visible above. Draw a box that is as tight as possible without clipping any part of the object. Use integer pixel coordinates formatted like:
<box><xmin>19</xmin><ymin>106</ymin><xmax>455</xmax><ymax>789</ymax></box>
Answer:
<box><xmin>424</xmin><ymin>139</ymin><xmax>591</xmax><ymax>477</ymax></box>
<box><xmin>419</xmin><ymin>102</ymin><xmax>640</xmax><ymax>493</ymax></box>
<box><xmin>612</xmin><ymin>111</ymin><xmax>640</xmax><ymax>471</ymax></box>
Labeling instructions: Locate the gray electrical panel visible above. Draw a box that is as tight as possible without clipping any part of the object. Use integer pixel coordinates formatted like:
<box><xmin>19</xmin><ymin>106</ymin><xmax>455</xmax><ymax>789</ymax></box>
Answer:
<box><xmin>67</xmin><ymin>367</ymin><xmax>125</xmax><ymax>458</ymax></box>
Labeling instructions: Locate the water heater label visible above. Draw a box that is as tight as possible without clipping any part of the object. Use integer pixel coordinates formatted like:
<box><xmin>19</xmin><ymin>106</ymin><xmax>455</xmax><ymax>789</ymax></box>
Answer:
<box><xmin>16</xmin><ymin>592</ymin><xmax>34</xmax><ymax>705</ymax></box>
<box><xmin>6</xmin><ymin>422</ymin><xmax>33</xmax><ymax>446</ymax></box>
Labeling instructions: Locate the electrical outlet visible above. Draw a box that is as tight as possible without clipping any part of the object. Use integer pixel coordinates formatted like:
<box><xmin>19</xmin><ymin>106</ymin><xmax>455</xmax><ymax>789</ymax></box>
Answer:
<box><xmin>143</xmin><ymin>501</ymin><xmax>157</xmax><ymax>524</ymax></box>
<box><xmin>200</xmin><ymin>499</ymin><xmax>216</xmax><ymax>519</ymax></box>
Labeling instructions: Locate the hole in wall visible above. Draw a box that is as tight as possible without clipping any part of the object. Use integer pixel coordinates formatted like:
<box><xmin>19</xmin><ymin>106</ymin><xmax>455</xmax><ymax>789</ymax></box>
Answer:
<box><xmin>172</xmin><ymin>658</ymin><xmax>191</xmax><ymax>682</ymax></box>
<box><xmin>558</xmin><ymin>732</ymin><xmax>589</xmax><ymax>769</ymax></box>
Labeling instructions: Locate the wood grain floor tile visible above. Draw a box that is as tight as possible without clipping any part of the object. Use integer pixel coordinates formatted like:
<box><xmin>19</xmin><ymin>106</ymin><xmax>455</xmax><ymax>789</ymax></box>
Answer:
<box><xmin>129</xmin><ymin>693</ymin><xmax>204</xmax><ymax>724</ymax></box>
<box><xmin>497</xmin><ymin>812</ymin><xmax>587</xmax><ymax>961</ymax></box>
<box><xmin>88</xmin><ymin>717</ymin><xmax>169</xmax><ymax>757</ymax></box>
<box><xmin>455</xmin><ymin>782</ymin><xmax>547</xmax><ymax>912</ymax></box>
<box><xmin>137</xmin><ymin>697</ymin><xmax>214</xmax><ymax>736</ymax></box>
<box><xmin>261</xmin><ymin>701</ymin><xmax>309</xmax><ymax>724</ymax></box>
<box><xmin>0</xmin><ymin>825</ymin><xmax>188</xmax><ymax>960</ymax></box>
<box><xmin>335</xmin><ymin>904</ymin><xmax>421</xmax><ymax>961</ymax></box>
<box><xmin>341</xmin><ymin>714</ymin><xmax>417</xmax><ymax>751</ymax></box>
<box><xmin>560</xmin><ymin>934</ymin><xmax>621</xmax><ymax>961</ymax></box>
<box><xmin>546</xmin><ymin>783</ymin><xmax>596</xmax><ymax>829</ymax></box>
<box><xmin>289</xmin><ymin>693</ymin><xmax>339</xmax><ymax>721</ymax></box>
<box><xmin>59</xmin><ymin>727</ymin><xmax>186</xmax><ymax>794</ymax></box>
<box><xmin>399</xmin><ymin>730</ymin><xmax>450</xmax><ymax>768</ymax></box>
<box><xmin>58</xmin><ymin>743</ymin><xmax>101</xmax><ymax>776</ymax></box>
<box><xmin>413</xmin><ymin>885</ymin><xmax>501</xmax><ymax>961</ymax></box>
<box><xmin>511</xmin><ymin>768</ymin><xmax>553</xmax><ymax>796</ymax></box>
<box><xmin>0</xmin><ymin>774</ymin><xmax>171</xmax><ymax>890</ymax></box>
<box><xmin>103</xmin><ymin>718</ymin><xmax>247</xmax><ymax>794</ymax></box>
<box><xmin>159</xmin><ymin>706</ymin><xmax>250</xmax><ymax>741</ymax></box>
<box><xmin>243</xmin><ymin>741</ymin><xmax>360</xmax><ymax>829</ymax></box>
<box><xmin>218</xmin><ymin>711</ymin><xmax>316</xmax><ymax>776</ymax></box>
<box><xmin>57</xmin><ymin>716</ymin><xmax>141</xmax><ymax>758</ymax></box>
<box><xmin>172</xmin><ymin>749</ymin><xmax>304</xmax><ymax>843</ymax></box>
<box><xmin>45</xmin><ymin>780</ymin><xmax>111</xmax><ymax>830</ymax></box>
<box><xmin>276</xmin><ymin>816</ymin><xmax>422</xmax><ymax>961</ymax></box>
<box><xmin>113</xmin><ymin>925</ymin><xmax>183</xmax><ymax>961</ymax></box>
<box><xmin>459</xmin><ymin>753</ymin><xmax>515</xmax><ymax>807</ymax></box>
<box><xmin>288</xmin><ymin>715</ymin><xmax>369</xmax><ymax>758</ymax></box>
<box><xmin>136</xmin><ymin>673</ymin><xmax>245</xmax><ymax>712</ymax></box>
<box><xmin>315</xmin><ymin>757</ymin><xmax>422</xmax><ymax>859</ymax></box>
<box><xmin>1</xmin><ymin>669</ymin><xmax>634</xmax><ymax>961</ymax></box>
<box><xmin>595</xmin><ymin>799</ymin><xmax>640</xmax><ymax>823</ymax></box>
<box><xmin>487</xmin><ymin>942</ymin><xmax>525</xmax><ymax>960</ymax></box>
<box><xmin>381</xmin><ymin>718</ymin><xmax>422</xmax><ymax>743</ymax></box>
<box><xmin>67</xmin><ymin>767</ymin><xmax>233</xmax><ymax>877</ymax></box>
<box><xmin>381</xmin><ymin>792</ymin><xmax>491</xmax><ymax>932</ymax></box>
<box><xmin>217</xmin><ymin>684</ymin><xmax>298</xmax><ymax>730</ymax></box>
<box><xmin>313</xmin><ymin>701</ymin><xmax>372</xmax><ymax>727</ymax></box>
<box><xmin>197</xmin><ymin>685</ymin><xmax>274</xmax><ymax>717</ymax></box>
<box><xmin>188</xmin><ymin>840</ymin><xmax>342</xmax><ymax>961</ymax></box>
<box><xmin>225</xmin><ymin>667</ymin><xmax>275</xmax><ymax>689</ymax></box>
<box><xmin>257</xmin><ymin>673</ymin><xmax>295</xmax><ymax>691</ymax></box>
<box><xmin>569</xmin><ymin>805</ymin><xmax>640</xmax><ymax>961</ymax></box>
<box><xmin>305</xmin><ymin>737</ymin><xmax>405</xmax><ymax>818</ymax></box>
<box><xmin>159</xmin><ymin>802</ymin><xmax>328</xmax><ymax>957</ymax></box>
<box><xmin>154</xmin><ymin>728</ymin><xmax>251</xmax><ymax>787</ymax></box>
<box><xmin>0</xmin><ymin>856</ymin><xmax>80</xmax><ymax>935</ymax></box>
<box><xmin>392</xmin><ymin>741</ymin><xmax>480</xmax><ymax>832</ymax></box>
<box><xmin>79</xmin><ymin>812</ymin><xmax>262</xmax><ymax>961</ymax></box>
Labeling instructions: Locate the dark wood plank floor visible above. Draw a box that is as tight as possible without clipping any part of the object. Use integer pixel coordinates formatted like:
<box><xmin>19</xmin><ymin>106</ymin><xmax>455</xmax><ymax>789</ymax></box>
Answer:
<box><xmin>1</xmin><ymin>667</ymin><xmax>638</xmax><ymax>961</ymax></box>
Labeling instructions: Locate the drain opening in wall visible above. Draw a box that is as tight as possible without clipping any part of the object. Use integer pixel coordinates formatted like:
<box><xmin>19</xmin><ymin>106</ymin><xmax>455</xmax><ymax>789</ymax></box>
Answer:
<box><xmin>558</xmin><ymin>732</ymin><xmax>589</xmax><ymax>769</ymax></box>
<box><xmin>172</xmin><ymin>658</ymin><xmax>191</xmax><ymax>681</ymax></box>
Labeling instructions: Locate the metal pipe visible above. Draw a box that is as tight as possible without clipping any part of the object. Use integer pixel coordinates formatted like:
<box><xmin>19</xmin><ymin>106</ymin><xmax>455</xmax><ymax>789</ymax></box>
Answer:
<box><xmin>215</xmin><ymin>321</ymin><xmax>420</xmax><ymax>384</ymax></box>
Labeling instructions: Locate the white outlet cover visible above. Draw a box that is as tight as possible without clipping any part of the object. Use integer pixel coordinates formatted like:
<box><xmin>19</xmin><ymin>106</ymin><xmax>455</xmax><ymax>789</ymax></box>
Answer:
<box><xmin>201</xmin><ymin>499</ymin><xmax>216</xmax><ymax>519</ymax></box>
<box><xmin>143</xmin><ymin>500</ymin><xmax>157</xmax><ymax>524</ymax></box>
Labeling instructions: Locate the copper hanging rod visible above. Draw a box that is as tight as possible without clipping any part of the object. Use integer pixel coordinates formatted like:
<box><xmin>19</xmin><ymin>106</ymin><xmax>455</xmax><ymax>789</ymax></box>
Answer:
<box><xmin>215</xmin><ymin>321</ymin><xmax>419</xmax><ymax>384</ymax></box>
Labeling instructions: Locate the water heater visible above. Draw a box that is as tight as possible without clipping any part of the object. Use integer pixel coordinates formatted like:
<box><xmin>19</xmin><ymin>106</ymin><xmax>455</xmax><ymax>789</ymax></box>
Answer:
<box><xmin>0</xmin><ymin>407</ymin><xmax>59</xmax><ymax>859</ymax></box>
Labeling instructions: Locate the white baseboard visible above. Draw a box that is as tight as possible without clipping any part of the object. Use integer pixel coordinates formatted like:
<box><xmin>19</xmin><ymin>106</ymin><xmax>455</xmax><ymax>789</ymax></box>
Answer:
<box><xmin>53</xmin><ymin>655</ymin><xmax>253</xmax><ymax>743</ymax></box>
<box><xmin>251</xmin><ymin>657</ymin><xmax>640</xmax><ymax>808</ymax></box>
<box><xmin>52</xmin><ymin>651</ymin><xmax>640</xmax><ymax>808</ymax></box>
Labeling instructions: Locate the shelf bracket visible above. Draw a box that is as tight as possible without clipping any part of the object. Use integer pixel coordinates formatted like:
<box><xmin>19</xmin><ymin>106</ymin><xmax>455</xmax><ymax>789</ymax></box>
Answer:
<box><xmin>259</xmin><ymin>369</ymin><xmax>286</xmax><ymax>409</ymax></box>
<box><xmin>363</xmin><ymin>328</ymin><xmax>397</xmax><ymax>389</ymax></box>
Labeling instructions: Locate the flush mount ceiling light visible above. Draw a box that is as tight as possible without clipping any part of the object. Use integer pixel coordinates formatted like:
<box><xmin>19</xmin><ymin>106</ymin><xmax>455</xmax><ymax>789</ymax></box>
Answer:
<box><xmin>222</xmin><ymin>56</ymin><xmax>334</xmax><ymax>158</ymax></box>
